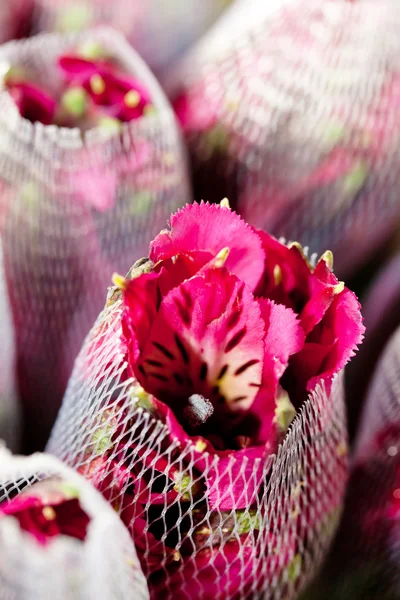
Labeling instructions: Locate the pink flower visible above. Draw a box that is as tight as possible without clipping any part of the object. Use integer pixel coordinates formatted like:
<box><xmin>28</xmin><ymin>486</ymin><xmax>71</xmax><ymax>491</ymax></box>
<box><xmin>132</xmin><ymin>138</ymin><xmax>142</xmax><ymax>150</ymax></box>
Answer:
<box><xmin>5</xmin><ymin>79</ymin><xmax>56</xmax><ymax>125</ymax></box>
<box><xmin>118</xmin><ymin>201</ymin><xmax>363</xmax><ymax>507</ymax></box>
<box><xmin>0</xmin><ymin>479</ymin><xmax>90</xmax><ymax>545</ymax></box>
<box><xmin>58</xmin><ymin>53</ymin><xmax>153</xmax><ymax>122</ymax></box>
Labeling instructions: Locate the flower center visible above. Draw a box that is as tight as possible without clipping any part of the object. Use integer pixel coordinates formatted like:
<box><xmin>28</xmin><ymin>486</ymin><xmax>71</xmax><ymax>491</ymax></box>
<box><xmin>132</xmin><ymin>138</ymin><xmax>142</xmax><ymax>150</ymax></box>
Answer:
<box><xmin>183</xmin><ymin>394</ymin><xmax>214</xmax><ymax>431</ymax></box>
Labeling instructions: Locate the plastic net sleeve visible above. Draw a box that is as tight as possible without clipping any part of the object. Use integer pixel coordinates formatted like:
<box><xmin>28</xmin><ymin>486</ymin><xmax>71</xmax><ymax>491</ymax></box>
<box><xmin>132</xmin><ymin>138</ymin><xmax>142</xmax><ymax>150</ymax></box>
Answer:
<box><xmin>48</xmin><ymin>297</ymin><xmax>348</xmax><ymax>600</ymax></box>
<box><xmin>0</xmin><ymin>26</ymin><xmax>191</xmax><ymax>451</ymax></box>
<box><xmin>170</xmin><ymin>0</ymin><xmax>400</xmax><ymax>278</ymax></box>
<box><xmin>346</xmin><ymin>252</ymin><xmax>400</xmax><ymax>437</ymax></box>
<box><xmin>307</xmin><ymin>326</ymin><xmax>400</xmax><ymax>599</ymax></box>
<box><xmin>0</xmin><ymin>448</ymin><xmax>149</xmax><ymax>600</ymax></box>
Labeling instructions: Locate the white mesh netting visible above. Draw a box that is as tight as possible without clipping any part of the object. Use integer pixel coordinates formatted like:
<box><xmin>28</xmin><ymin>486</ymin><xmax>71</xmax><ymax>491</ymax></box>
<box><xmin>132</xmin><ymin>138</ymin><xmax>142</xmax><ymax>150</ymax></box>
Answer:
<box><xmin>171</xmin><ymin>0</ymin><xmax>400</xmax><ymax>278</ymax></box>
<box><xmin>0</xmin><ymin>238</ymin><xmax>19</xmax><ymax>452</ymax></box>
<box><xmin>308</xmin><ymin>326</ymin><xmax>400</xmax><ymax>599</ymax></box>
<box><xmin>355</xmin><ymin>327</ymin><xmax>400</xmax><ymax>456</ymax></box>
<box><xmin>0</xmin><ymin>448</ymin><xmax>149</xmax><ymax>599</ymax></box>
<box><xmin>0</xmin><ymin>27</ymin><xmax>191</xmax><ymax>450</ymax></box>
<box><xmin>47</xmin><ymin>293</ymin><xmax>348</xmax><ymax>600</ymax></box>
<box><xmin>346</xmin><ymin>251</ymin><xmax>400</xmax><ymax>437</ymax></box>
<box><xmin>31</xmin><ymin>0</ymin><xmax>231</xmax><ymax>78</ymax></box>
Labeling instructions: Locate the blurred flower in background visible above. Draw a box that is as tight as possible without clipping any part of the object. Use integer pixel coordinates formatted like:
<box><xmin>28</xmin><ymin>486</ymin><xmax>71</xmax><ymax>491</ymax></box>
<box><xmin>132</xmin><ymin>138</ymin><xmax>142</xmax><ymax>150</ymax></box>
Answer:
<box><xmin>0</xmin><ymin>449</ymin><xmax>149</xmax><ymax>598</ymax></box>
<box><xmin>171</xmin><ymin>0</ymin><xmax>400</xmax><ymax>279</ymax></box>
<box><xmin>0</xmin><ymin>28</ymin><xmax>190</xmax><ymax>452</ymax></box>
<box><xmin>31</xmin><ymin>0</ymin><xmax>232</xmax><ymax>79</ymax></box>
<box><xmin>305</xmin><ymin>325</ymin><xmax>400</xmax><ymax>600</ymax></box>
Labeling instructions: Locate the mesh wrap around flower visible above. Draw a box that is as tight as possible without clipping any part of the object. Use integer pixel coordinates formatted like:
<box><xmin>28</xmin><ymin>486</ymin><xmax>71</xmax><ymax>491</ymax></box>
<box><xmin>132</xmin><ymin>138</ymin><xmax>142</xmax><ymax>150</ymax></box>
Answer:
<box><xmin>0</xmin><ymin>27</ymin><xmax>190</xmax><ymax>450</ymax></box>
<box><xmin>0</xmin><ymin>238</ymin><xmax>18</xmax><ymax>452</ymax></box>
<box><xmin>31</xmin><ymin>0</ymin><xmax>230</xmax><ymax>78</ymax></box>
<box><xmin>0</xmin><ymin>449</ymin><xmax>149</xmax><ymax>600</ymax></box>
<box><xmin>346</xmin><ymin>251</ymin><xmax>400</xmax><ymax>436</ymax></box>
<box><xmin>48</xmin><ymin>294</ymin><xmax>348</xmax><ymax>600</ymax></box>
<box><xmin>315</xmin><ymin>326</ymin><xmax>400</xmax><ymax>599</ymax></box>
<box><xmin>172</xmin><ymin>0</ymin><xmax>400</xmax><ymax>277</ymax></box>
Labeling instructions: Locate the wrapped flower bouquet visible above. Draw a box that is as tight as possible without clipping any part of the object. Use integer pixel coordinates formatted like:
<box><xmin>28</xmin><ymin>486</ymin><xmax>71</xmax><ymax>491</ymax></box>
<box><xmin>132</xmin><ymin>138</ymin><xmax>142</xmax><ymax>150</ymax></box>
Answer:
<box><xmin>0</xmin><ymin>27</ymin><xmax>190</xmax><ymax>450</ymax></box>
<box><xmin>48</xmin><ymin>201</ymin><xmax>364</xmax><ymax>598</ymax></box>
<box><xmin>0</xmin><ymin>448</ymin><xmax>149</xmax><ymax>599</ymax></box>
<box><xmin>172</xmin><ymin>0</ymin><xmax>400</xmax><ymax>277</ymax></box>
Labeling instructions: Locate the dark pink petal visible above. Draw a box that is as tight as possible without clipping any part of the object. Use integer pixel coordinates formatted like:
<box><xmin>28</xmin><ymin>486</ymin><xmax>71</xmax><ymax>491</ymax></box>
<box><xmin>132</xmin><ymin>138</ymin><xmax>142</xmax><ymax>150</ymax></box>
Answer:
<box><xmin>240</xmin><ymin>300</ymin><xmax>305</xmax><ymax>447</ymax></box>
<box><xmin>58</xmin><ymin>55</ymin><xmax>100</xmax><ymax>82</ymax></box>
<box><xmin>255</xmin><ymin>231</ymin><xmax>311</xmax><ymax>310</ymax></box>
<box><xmin>0</xmin><ymin>485</ymin><xmax>90</xmax><ymax>545</ymax></box>
<box><xmin>150</xmin><ymin>202</ymin><xmax>266</xmax><ymax>292</ymax></box>
<box><xmin>7</xmin><ymin>81</ymin><xmax>56</xmax><ymax>125</ymax></box>
<box><xmin>291</xmin><ymin>287</ymin><xmax>365</xmax><ymax>391</ymax></box>
<box><xmin>136</xmin><ymin>267</ymin><xmax>265</xmax><ymax>421</ymax></box>
<box><xmin>299</xmin><ymin>258</ymin><xmax>342</xmax><ymax>335</ymax></box>
<box><xmin>154</xmin><ymin>251</ymin><xmax>210</xmax><ymax>295</ymax></box>
<box><xmin>122</xmin><ymin>271</ymin><xmax>163</xmax><ymax>365</ymax></box>
<box><xmin>259</xmin><ymin>298</ymin><xmax>305</xmax><ymax>384</ymax></box>
<box><xmin>50</xmin><ymin>499</ymin><xmax>91</xmax><ymax>542</ymax></box>
<box><xmin>59</xmin><ymin>54</ymin><xmax>152</xmax><ymax>122</ymax></box>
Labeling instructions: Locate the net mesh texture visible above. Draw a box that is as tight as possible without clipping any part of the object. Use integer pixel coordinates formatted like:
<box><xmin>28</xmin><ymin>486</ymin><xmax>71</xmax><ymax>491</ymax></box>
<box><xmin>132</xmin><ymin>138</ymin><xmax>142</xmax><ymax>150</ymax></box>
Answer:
<box><xmin>48</xmin><ymin>292</ymin><xmax>349</xmax><ymax>600</ymax></box>
<box><xmin>346</xmin><ymin>249</ymin><xmax>400</xmax><ymax>437</ymax></box>
<box><xmin>0</xmin><ymin>449</ymin><xmax>149</xmax><ymax>600</ymax></box>
<box><xmin>0</xmin><ymin>27</ymin><xmax>191</xmax><ymax>451</ymax></box>
<box><xmin>307</xmin><ymin>325</ymin><xmax>400</xmax><ymax>599</ymax></box>
<box><xmin>171</xmin><ymin>0</ymin><xmax>400</xmax><ymax>278</ymax></box>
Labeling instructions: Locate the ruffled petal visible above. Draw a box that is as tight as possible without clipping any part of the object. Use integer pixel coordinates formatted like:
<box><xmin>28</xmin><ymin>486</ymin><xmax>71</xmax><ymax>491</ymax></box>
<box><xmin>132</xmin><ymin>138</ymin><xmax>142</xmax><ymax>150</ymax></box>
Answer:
<box><xmin>150</xmin><ymin>202</ymin><xmax>266</xmax><ymax>292</ymax></box>
<box><xmin>290</xmin><ymin>287</ymin><xmax>365</xmax><ymax>392</ymax></box>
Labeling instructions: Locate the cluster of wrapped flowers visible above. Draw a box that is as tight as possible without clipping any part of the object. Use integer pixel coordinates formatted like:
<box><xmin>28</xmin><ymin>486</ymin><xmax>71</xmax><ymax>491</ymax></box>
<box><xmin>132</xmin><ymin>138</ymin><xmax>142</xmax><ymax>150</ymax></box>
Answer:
<box><xmin>4</xmin><ymin>0</ymin><xmax>400</xmax><ymax>598</ymax></box>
